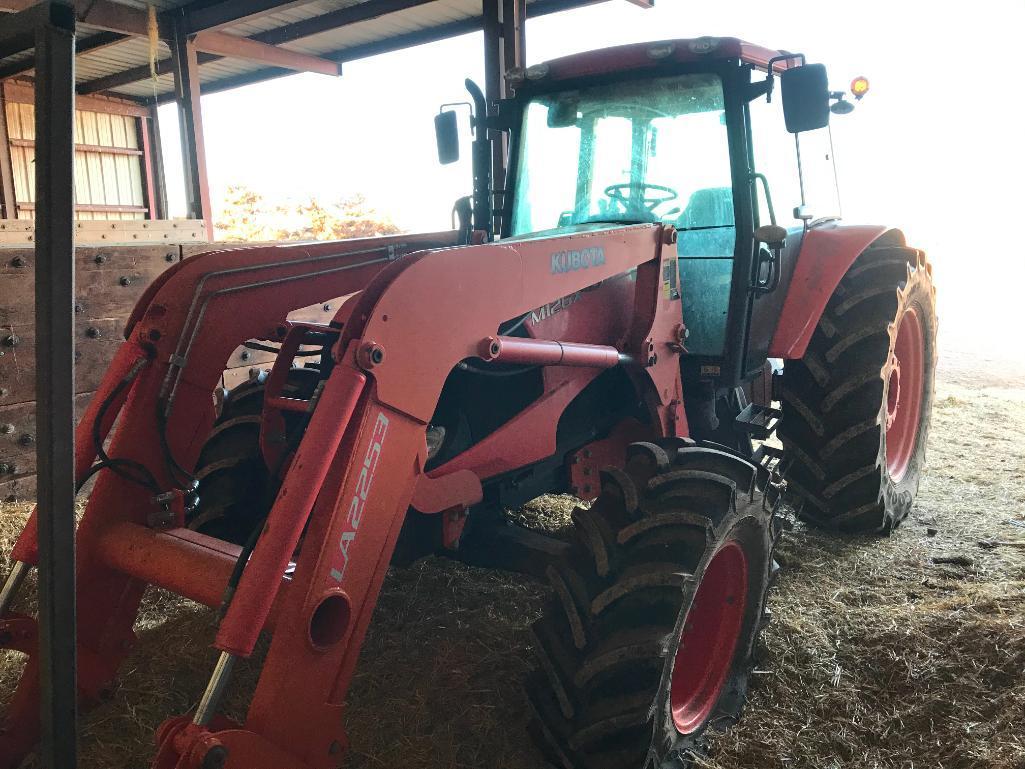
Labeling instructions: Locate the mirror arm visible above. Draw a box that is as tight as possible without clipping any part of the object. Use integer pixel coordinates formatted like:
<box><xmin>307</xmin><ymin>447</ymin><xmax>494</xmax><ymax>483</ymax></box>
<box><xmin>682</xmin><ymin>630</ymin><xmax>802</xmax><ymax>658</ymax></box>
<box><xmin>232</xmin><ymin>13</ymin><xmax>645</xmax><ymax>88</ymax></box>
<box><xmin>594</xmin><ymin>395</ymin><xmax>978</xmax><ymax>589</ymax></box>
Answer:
<box><xmin>765</xmin><ymin>52</ymin><xmax>806</xmax><ymax>102</ymax></box>
<box><xmin>746</xmin><ymin>78</ymin><xmax>771</xmax><ymax>103</ymax></box>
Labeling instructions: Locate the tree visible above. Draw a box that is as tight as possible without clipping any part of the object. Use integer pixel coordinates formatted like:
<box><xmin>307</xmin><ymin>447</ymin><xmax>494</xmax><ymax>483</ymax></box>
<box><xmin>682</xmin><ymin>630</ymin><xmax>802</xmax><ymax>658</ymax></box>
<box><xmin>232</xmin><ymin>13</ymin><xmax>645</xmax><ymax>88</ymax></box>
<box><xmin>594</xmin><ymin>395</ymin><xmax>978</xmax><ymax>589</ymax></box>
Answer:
<box><xmin>214</xmin><ymin>186</ymin><xmax>401</xmax><ymax>242</ymax></box>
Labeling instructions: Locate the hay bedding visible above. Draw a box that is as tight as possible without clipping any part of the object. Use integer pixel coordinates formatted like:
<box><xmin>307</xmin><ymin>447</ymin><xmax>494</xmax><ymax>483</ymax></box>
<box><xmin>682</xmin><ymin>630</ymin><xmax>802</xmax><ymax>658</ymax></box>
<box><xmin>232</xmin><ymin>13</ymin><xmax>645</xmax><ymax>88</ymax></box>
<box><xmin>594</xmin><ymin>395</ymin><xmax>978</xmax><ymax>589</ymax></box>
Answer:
<box><xmin>1</xmin><ymin>351</ymin><xmax>1023</xmax><ymax>769</ymax></box>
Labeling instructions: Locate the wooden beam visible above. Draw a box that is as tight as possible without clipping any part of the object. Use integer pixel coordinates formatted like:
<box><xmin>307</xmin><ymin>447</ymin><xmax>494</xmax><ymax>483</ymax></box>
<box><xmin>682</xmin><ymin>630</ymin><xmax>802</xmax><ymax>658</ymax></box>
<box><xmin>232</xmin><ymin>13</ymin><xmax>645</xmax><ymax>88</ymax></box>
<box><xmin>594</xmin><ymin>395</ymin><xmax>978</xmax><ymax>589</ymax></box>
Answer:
<box><xmin>0</xmin><ymin>1</ymin><xmax>153</xmax><ymax>37</ymax></box>
<box><xmin>192</xmin><ymin>31</ymin><xmax>342</xmax><ymax>76</ymax></box>
<box><xmin>5</xmin><ymin>80</ymin><xmax>150</xmax><ymax>116</ymax></box>
<box><xmin>0</xmin><ymin>86</ymin><xmax>16</xmax><ymax>219</ymax></box>
<box><xmin>170</xmin><ymin>18</ymin><xmax>212</xmax><ymax>238</ymax></box>
<box><xmin>9</xmin><ymin>137</ymin><xmax>144</xmax><ymax>155</ymax></box>
<box><xmin>18</xmin><ymin>201</ymin><xmax>148</xmax><ymax>213</ymax></box>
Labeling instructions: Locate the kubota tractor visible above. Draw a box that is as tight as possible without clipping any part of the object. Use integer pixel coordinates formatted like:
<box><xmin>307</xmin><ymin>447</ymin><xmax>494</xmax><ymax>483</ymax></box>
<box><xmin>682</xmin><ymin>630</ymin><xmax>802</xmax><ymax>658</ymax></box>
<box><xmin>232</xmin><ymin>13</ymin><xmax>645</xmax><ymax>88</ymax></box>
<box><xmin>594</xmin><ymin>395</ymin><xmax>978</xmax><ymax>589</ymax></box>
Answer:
<box><xmin>0</xmin><ymin>37</ymin><xmax>936</xmax><ymax>769</ymax></box>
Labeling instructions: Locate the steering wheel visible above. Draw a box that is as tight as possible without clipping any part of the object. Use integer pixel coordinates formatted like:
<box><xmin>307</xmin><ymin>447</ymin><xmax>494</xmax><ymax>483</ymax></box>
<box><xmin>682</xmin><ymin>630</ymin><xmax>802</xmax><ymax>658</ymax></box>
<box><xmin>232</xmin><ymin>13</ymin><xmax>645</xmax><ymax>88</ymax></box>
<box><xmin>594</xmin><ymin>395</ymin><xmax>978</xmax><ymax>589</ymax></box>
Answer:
<box><xmin>604</xmin><ymin>182</ymin><xmax>679</xmax><ymax>214</ymax></box>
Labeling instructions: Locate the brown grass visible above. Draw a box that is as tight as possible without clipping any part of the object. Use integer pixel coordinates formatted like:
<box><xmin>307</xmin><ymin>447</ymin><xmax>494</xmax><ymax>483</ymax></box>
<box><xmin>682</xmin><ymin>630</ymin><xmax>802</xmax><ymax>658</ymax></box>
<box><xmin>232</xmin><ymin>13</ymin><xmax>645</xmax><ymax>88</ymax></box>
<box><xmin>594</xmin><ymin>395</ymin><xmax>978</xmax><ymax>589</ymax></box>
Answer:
<box><xmin>2</xmin><ymin>348</ymin><xmax>1023</xmax><ymax>769</ymax></box>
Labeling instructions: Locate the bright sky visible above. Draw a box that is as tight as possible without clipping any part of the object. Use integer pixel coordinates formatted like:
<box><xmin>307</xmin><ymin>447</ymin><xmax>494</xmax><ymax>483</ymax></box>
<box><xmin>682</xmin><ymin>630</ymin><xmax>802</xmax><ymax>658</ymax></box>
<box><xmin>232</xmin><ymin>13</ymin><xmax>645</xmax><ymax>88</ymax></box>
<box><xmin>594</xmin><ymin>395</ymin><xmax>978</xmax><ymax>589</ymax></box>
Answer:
<box><xmin>158</xmin><ymin>0</ymin><xmax>1025</xmax><ymax>357</ymax></box>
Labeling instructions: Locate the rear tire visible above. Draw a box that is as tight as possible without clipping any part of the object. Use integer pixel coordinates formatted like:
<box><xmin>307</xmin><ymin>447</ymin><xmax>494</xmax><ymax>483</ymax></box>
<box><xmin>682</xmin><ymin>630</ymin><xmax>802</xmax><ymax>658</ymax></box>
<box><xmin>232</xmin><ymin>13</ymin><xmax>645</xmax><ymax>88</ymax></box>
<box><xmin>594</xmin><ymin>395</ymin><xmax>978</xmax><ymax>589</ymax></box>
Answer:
<box><xmin>779</xmin><ymin>244</ymin><xmax>937</xmax><ymax>533</ymax></box>
<box><xmin>526</xmin><ymin>442</ymin><xmax>779</xmax><ymax>768</ymax></box>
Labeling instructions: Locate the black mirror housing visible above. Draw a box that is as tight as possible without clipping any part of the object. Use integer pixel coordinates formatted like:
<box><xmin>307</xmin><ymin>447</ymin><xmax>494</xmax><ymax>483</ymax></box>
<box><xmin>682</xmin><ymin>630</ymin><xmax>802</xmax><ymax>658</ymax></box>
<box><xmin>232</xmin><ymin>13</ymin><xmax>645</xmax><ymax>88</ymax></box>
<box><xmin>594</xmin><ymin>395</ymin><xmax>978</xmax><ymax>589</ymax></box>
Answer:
<box><xmin>435</xmin><ymin>110</ymin><xmax>460</xmax><ymax>164</ymax></box>
<box><xmin>781</xmin><ymin>63</ymin><xmax>830</xmax><ymax>133</ymax></box>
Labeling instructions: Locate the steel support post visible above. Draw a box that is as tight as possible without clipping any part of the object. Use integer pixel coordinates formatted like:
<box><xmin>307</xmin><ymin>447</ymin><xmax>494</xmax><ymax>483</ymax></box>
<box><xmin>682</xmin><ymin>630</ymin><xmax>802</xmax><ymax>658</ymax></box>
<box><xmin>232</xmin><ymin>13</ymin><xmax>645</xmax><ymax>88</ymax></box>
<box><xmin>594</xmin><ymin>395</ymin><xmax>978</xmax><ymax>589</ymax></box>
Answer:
<box><xmin>31</xmin><ymin>3</ymin><xmax>78</xmax><ymax>767</ymax></box>
<box><xmin>143</xmin><ymin>100</ymin><xmax>168</xmax><ymax>220</ymax></box>
<box><xmin>482</xmin><ymin>0</ymin><xmax>524</xmax><ymax>234</ymax></box>
<box><xmin>169</xmin><ymin>14</ymin><xmax>213</xmax><ymax>238</ymax></box>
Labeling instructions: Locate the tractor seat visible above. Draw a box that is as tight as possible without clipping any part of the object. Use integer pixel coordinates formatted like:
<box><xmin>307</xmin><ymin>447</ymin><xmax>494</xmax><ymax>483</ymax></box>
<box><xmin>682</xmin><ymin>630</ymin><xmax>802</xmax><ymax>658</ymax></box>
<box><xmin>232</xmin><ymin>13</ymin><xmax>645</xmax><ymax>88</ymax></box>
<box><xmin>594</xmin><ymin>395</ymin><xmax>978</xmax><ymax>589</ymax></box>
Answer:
<box><xmin>675</xmin><ymin>187</ymin><xmax>734</xmax><ymax>230</ymax></box>
<box><xmin>675</xmin><ymin>187</ymin><xmax>735</xmax><ymax>258</ymax></box>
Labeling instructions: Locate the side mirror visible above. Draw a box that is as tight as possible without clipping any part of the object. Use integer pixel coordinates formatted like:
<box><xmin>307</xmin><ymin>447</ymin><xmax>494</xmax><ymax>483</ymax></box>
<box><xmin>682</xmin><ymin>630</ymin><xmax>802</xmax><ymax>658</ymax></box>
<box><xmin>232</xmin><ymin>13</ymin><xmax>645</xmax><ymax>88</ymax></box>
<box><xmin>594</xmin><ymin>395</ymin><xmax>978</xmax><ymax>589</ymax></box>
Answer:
<box><xmin>780</xmin><ymin>63</ymin><xmax>830</xmax><ymax>133</ymax></box>
<box><xmin>435</xmin><ymin>110</ymin><xmax>460</xmax><ymax>164</ymax></box>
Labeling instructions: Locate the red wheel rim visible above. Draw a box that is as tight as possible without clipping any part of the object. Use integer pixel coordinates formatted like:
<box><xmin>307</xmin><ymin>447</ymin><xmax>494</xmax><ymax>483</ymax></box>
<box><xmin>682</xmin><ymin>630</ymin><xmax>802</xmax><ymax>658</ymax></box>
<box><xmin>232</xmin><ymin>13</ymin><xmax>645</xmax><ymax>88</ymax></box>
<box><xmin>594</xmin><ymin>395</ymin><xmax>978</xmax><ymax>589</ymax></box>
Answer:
<box><xmin>670</xmin><ymin>541</ymin><xmax>748</xmax><ymax>734</ymax></box>
<box><xmin>885</xmin><ymin>306</ymin><xmax>924</xmax><ymax>481</ymax></box>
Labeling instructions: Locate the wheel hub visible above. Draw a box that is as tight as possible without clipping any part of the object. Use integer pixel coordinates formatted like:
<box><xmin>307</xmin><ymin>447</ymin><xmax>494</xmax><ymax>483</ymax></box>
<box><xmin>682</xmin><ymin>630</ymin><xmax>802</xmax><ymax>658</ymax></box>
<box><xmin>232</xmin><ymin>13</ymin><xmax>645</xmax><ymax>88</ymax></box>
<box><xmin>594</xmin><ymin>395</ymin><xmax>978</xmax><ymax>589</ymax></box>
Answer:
<box><xmin>885</xmin><ymin>306</ymin><xmax>925</xmax><ymax>481</ymax></box>
<box><xmin>885</xmin><ymin>357</ymin><xmax>901</xmax><ymax>430</ymax></box>
<box><xmin>669</xmin><ymin>541</ymin><xmax>748</xmax><ymax>734</ymax></box>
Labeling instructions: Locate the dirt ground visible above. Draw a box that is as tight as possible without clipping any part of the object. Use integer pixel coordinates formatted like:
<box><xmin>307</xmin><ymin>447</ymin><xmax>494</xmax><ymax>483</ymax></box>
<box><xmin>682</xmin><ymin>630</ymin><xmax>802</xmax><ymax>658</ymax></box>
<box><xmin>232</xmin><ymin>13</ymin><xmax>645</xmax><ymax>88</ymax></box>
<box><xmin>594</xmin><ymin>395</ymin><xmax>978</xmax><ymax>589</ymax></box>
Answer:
<box><xmin>1</xmin><ymin>343</ymin><xmax>1023</xmax><ymax>769</ymax></box>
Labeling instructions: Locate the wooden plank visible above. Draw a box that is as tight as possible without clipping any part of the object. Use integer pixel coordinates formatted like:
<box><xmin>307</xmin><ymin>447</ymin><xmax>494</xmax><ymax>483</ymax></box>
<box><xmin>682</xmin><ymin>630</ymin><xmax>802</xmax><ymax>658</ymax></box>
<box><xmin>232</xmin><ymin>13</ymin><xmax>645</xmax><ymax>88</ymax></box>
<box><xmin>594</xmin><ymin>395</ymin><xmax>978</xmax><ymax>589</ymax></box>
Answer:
<box><xmin>9</xmin><ymin>102</ymin><xmax>31</xmax><ymax>208</ymax></box>
<box><xmin>0</xmin><ymin>244</ymin><xmax>180</xmax><ymax>327</ymax></box>
<box><xmin>19</xmin><ymin>203</ymin><xmax>148</xmax><ymax>214</ymax></box>
<box><xmin>0</xmin><ymin>317</ymin><xmax>125</xmax><ymax>405</ymax></box>
<box><xmin>0</xmin><ymin>471</ymin><xmax>36</xmax><ymax>502</ymax></box>
<box><xmin>81</xmin><ymin>111</ymin><xmax>106</xmax><ymax>206</ymax></box>
<box><xmin>0</xmin><ymin>218</ymin><xmax>208</xmax><ymax>245</ymax></box>
<box><xmin>0</xmin><ymin>88</ymin><xmax>15</xmax><ymax>219</ymax></box>
<box><xmin>9</xmin><ymin>138</ymin><xmax>145</xmax><ymax>156</ymax></box>
<box><xmin>0</xmin><ymin>393</ymin><xmax>93</xmax><ymax>483</ymax></box>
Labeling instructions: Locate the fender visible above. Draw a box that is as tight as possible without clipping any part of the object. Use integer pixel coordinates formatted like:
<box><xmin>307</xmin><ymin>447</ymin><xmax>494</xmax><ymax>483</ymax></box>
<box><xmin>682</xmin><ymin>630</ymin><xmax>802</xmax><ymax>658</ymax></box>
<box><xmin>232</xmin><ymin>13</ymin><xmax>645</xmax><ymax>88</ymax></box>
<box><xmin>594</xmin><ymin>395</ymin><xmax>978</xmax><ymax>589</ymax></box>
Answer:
<box><xmin>768</xmin><ymin>223</ymin><xmax>905</xmax><ymax>359</ymax></box>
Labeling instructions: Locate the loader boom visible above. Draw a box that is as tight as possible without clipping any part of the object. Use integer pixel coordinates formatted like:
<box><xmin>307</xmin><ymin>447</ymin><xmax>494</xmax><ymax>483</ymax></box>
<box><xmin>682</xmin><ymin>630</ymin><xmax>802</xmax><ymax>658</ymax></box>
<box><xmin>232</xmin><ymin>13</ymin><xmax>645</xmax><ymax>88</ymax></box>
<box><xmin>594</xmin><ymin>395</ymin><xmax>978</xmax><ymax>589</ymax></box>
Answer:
<box><xmin>1</xmin><ymin>223</ymin><xmax>684</xmax><ymax>768</ymax></box>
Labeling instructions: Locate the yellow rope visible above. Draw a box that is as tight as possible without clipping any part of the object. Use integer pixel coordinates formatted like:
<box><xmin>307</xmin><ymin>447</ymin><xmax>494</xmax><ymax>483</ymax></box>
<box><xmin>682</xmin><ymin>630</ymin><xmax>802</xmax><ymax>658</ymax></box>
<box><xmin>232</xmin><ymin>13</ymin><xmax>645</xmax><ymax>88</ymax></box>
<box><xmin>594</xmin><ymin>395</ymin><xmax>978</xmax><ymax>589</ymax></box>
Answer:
<box><xmin>147</xmin><ymin>5</ymin><xmax>159</xmax><ymax>83</ymax></box>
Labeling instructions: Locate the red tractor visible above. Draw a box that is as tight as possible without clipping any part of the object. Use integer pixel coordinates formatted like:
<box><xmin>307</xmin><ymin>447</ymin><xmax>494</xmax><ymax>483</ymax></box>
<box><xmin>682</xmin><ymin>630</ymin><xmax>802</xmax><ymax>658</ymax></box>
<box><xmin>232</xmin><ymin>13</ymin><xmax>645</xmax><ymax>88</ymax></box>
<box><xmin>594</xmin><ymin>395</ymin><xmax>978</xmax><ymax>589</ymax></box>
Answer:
<box><xmin>0</xmin><ymin>37</ymin><xmax>936</xmax><ymax>769</ymax></box>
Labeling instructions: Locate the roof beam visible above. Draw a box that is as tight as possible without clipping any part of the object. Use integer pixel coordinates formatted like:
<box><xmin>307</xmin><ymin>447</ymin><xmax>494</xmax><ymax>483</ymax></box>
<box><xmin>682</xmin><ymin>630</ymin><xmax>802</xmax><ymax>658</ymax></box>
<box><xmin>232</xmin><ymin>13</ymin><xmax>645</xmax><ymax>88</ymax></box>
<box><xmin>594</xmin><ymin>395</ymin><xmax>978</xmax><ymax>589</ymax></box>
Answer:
<box><xmin>83</xmin><ymin>0</ymin><xmax>631</xmax><ymax>100</ymax></box>
<box><xmin>192</xmin><ymin>31</ymin><xmax>342</xmax><ymax>76</ymax></box>
<box><xmin>0</xmin><ymin>30</ymin><xmax>127</xmax><ymax>81</ymax></box>
<box><xmin>76</xmin><ymin>50</ymin><xmax>221</xmax><ymax>95</ymax></box>
<box><xmin>172</xmin><ymin>0</ymin><xmax>317</xmax><ymax>35</ymax></box>
<box><xmin>153</xmin><ymin>0</ymin><xmax>619</xmax><ymax>102</ymax></box>
<box><xmin>78</xmin><ymin>0</ymin><xmax>437</xmax><ymax>94</ymax></box>
<box><xmin>247</xmin><ymin>0</ymin><xmax>437</xmax><ymax>46</ymax></box>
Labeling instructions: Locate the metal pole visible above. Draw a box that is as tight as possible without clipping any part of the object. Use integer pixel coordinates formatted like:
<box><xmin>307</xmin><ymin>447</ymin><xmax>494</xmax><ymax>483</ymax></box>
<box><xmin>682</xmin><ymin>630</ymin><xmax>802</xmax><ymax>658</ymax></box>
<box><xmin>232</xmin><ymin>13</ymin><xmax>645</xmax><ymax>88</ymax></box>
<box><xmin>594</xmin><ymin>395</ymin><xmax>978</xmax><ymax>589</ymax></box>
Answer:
<box><xmin>481</xmin><ymin>0</ymin><xmax>504</xmax><ymax>233</ymax></box>
<box><xmin>193</xmin><ymin>651</ymin><xmax>237</xmax><ymax>726</ymax></box>
<box><xmin>0</xmin><ymin>561</ymin><xmax>30</xmax><ymax>616</ymax></box>
<box><xmin>145</xmin><ymin>100</ymin><xmax>168</xmax><ymax>221</ymax></box>
<box><xmin>33</xmin><ymin>4</ymin><xmax>78</xmax><ymax>768</ymax></box>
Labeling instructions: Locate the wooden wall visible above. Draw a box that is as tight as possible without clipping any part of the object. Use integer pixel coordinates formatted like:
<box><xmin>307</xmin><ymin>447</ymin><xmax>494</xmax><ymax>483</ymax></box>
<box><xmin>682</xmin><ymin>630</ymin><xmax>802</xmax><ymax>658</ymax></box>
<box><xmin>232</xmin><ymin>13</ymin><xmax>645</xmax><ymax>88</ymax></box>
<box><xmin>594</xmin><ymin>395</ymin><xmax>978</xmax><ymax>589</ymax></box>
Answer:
<box><xmin>1</xmin><ymin>82</ymin><xmax>157</xmax><ymax>222</ymax></box>
<box><xmin>0</xmin><ymin>241</ymin><xmax>340</xmax><ymax>502</ymax></box>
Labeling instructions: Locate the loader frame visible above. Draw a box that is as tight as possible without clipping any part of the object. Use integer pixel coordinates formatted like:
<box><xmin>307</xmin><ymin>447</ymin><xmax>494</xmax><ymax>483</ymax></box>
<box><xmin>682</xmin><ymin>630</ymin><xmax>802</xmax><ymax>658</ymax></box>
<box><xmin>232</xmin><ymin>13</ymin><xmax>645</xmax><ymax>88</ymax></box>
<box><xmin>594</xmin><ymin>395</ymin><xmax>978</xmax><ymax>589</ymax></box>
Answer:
<box><xmin>0</xmin><ymin>222</ymin><xmax>685</xmax><ymax>768</ymax></box>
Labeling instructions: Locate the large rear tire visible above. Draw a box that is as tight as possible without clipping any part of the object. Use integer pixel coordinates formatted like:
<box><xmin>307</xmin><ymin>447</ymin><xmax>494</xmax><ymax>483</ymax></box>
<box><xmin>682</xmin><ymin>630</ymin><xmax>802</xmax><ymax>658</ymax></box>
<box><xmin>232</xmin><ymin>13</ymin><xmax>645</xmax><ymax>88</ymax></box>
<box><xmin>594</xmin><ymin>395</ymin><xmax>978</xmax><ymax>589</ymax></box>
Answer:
<box><xmin>779</xmin><ymin>244</ymin><xmax>937</xmax><ymax>533</ymax></box>
<box><xmin>526</xmin><ymin>442</ymin><xmax>779</xmax><ymax>768</ymax></box>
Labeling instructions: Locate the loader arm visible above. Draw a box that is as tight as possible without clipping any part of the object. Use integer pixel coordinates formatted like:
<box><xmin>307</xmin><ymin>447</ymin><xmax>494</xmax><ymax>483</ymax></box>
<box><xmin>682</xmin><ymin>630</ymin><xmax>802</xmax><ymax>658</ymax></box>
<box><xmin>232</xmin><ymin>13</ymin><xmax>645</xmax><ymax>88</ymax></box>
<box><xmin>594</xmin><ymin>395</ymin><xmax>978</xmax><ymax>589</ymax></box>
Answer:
<box><xmin>1</xmin><ymin>224</ymin><xmax>685</xmax><ymax>769</ymax></box>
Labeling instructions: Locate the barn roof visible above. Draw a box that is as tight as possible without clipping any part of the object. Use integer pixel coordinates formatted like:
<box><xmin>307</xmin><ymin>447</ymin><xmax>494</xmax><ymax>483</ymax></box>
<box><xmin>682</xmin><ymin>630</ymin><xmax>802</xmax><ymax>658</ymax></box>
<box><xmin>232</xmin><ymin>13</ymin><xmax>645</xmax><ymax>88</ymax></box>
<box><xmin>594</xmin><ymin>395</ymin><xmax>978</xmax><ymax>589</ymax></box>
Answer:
<box><xmin>0</xmin><ymin>0</ymin><xmax>648</xmax><ymax>103</ymax></box>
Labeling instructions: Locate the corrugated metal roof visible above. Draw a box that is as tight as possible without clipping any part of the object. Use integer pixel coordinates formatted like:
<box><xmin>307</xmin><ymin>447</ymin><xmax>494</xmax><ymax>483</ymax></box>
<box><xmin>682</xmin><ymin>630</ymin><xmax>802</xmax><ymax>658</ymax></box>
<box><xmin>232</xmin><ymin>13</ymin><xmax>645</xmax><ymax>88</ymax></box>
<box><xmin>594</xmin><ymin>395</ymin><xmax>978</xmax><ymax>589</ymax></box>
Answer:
<box><xmin>2</xmin><ymin>0</ymin><xmax>616</xmax><ymax>101</ymax></box>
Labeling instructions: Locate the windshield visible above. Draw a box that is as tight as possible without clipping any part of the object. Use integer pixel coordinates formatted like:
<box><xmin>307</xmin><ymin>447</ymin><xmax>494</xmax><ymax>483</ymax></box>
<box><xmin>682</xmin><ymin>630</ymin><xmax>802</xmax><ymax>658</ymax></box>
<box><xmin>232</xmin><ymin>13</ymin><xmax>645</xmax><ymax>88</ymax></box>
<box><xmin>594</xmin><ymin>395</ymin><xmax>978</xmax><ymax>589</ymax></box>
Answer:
<box><xmin>509</xmin><ymin>72</ymin><xmax>735</xmax><ymax>240</ymax></box>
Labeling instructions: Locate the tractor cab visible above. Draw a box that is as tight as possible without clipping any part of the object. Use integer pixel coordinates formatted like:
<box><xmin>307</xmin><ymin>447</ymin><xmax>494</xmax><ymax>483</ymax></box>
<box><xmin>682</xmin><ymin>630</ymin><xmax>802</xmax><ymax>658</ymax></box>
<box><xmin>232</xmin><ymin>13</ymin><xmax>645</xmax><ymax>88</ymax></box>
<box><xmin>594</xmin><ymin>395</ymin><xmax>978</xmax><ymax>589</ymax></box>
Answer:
<box><xmin>437</xmin><ymin>37</ymin><xmax>856</xmax><ymax>394</ymax></box>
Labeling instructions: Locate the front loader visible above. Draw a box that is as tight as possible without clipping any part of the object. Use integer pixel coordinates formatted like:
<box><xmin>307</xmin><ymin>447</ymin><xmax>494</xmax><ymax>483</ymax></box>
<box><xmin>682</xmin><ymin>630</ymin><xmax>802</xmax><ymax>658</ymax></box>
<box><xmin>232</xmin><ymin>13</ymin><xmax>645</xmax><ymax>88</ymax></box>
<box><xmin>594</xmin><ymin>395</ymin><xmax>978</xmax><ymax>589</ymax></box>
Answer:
<box><xmin>0</xmin><ymin>37</ymin><xmax>936</xmax><ymax>769</ymax></box>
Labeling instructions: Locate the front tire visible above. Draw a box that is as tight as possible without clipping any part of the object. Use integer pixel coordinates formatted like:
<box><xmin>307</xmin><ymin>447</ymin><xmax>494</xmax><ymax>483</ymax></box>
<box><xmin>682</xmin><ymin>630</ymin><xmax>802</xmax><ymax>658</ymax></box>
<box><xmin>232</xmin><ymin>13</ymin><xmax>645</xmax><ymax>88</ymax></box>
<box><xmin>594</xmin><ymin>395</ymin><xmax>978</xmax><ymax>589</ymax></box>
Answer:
<box><xmin>779</xmin><ymin>244</ymin><xmax>937</xmax><ymax>533</ymax></box>
<box><xmin>189</xmin><ymin>368</ymin><xmax>319</xmax><ymax>543</ymax></box>
<box><xmin>526</xmin><ymin>442</ymin><xmax>779</xmax><ymax>768</ymax></box>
